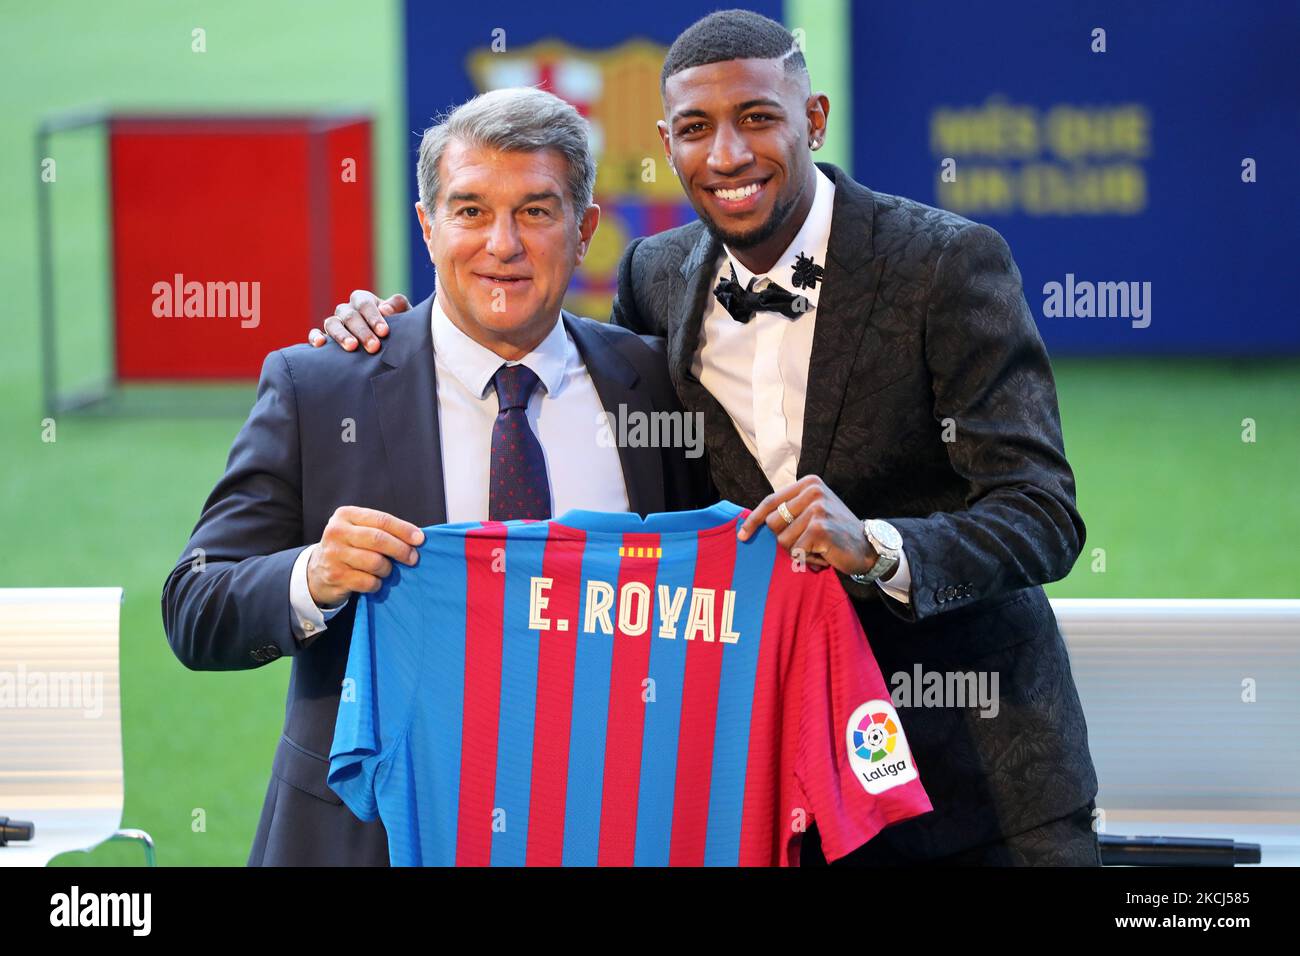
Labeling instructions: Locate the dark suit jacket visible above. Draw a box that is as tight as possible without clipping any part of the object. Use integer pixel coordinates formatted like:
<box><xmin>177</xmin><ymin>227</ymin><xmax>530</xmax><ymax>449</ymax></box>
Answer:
<box><xmin>161</xmin><ymin>294</ymin><xmax>706</xmax><ymax>866</ymax></box>
<box><xmin>611</xmin><ymin>162</ymin><xmax>1098</xmax><ymax>861</ymax></box>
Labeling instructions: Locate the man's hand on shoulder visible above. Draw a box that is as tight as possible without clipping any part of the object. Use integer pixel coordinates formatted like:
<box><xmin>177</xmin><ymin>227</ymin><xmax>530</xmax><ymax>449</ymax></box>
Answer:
<box><xmin>307</xmin><ymin>506</ymin><xmax>425</xmax><ymax>606</ymax></box>
<box><xmin>307</xmin><ymin>290</ymin><xmax>412</xmax><ymax>354</ymax></box>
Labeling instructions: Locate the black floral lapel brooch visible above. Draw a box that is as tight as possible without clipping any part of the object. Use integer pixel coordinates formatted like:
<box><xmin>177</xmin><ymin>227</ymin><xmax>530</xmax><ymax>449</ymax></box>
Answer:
<box><xmin>790</xmin><ymin>251</ymin><xmax>825</xmax><ymax>290</ymax></box>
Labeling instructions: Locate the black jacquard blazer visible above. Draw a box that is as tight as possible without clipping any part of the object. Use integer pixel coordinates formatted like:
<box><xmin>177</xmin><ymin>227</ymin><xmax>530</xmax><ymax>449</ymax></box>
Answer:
<box><xmin>611</xmin><ymin>162</ymin><xmax>1099</xmax><ymax>861</ymax></box>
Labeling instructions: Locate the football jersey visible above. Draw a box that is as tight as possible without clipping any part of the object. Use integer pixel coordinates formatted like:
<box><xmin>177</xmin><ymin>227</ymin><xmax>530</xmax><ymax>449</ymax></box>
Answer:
<box><xmin>327</xmin><ymin>499</ymin><xmax>931</xmax><ymax>866</ymax></box>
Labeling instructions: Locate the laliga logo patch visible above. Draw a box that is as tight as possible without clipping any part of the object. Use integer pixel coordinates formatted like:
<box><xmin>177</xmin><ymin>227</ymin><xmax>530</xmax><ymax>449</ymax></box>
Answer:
<box><xmin>846</xmin><ymin>700</ymin><xmax>918</xmax><ymax>795</ymax></box>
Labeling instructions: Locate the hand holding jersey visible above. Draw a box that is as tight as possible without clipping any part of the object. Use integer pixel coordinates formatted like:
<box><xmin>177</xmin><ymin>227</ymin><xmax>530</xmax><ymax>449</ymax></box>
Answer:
<box><xmin>306</xmin><ymin>506</ymin><xmax>425</xmax><ymax>607</ymax></box>
<box><xmin>737</xmin><ymin>474</ymin><xmax>876</xmax><ymax>576</ymax></box>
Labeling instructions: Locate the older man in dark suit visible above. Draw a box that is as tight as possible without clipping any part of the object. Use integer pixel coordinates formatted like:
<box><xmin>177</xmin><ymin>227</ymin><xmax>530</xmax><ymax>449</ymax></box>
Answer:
<box><xmin>316</xmin><ymin>10</ymin><xmax>1099</xmax><ymax>865</ymax></box>
<box><xmin>162</xmin><ymin>87</ymin><xmax>703</xmax><ymax>866</ymax></box>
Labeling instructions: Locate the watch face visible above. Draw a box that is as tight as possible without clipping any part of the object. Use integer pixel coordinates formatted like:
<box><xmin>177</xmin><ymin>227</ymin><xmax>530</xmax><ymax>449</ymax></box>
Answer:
<box><xmin>868</xmin><ymin>519</ymin><xmax>902</xmax><ymax>552</ymax></box>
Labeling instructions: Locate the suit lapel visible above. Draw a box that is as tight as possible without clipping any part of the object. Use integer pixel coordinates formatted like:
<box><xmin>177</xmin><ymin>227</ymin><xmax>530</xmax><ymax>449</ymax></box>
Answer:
<box><xmin>795</xmin><ymin>163</ymin><xmax>885</xmax><ymax>480</ymax></box>
<box><xmin>563</xmin><ymin>311</ymin><xmax>663</xmax><ymax>517</ymax></box>
<box><xmin>370</xmin><ymin>295</ymin><xmax>447</xmax><ymax>527</ymax></box>
<box><xmin>669</xmin><ymin>227</ymin><xmax>721</xmax><ymax>390</ymax></box>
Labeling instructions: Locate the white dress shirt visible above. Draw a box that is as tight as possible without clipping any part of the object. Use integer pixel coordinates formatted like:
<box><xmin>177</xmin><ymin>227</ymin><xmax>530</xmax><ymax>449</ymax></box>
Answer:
<box><xmin>690</xmin><ymin>166</ymin><xmax>912</xmax><ymax>603</ymax></box>
<box><xmin>289</xmin><ymin>296</ymin><xmax>630</xmax><ymax>639</ymax></box>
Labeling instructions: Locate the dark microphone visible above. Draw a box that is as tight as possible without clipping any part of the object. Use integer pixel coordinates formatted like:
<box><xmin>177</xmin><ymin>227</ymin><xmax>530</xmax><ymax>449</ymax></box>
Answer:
<box><xmin>0</xmin><ymin>817</ymin><xmax>36</xmax><ymax>846</ymax></box>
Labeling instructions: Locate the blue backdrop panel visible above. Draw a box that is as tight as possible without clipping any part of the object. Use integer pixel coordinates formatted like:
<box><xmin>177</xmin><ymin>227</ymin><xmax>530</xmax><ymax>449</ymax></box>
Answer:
<box><xmin>402</xmin><ymin>1</ymin><xmax>782</xmax><ymax>315</ymax></box>
<box><xmin>850</xmin><ymin>0</ymin><xmax>1299</xmax><ymax>355</ymax></box>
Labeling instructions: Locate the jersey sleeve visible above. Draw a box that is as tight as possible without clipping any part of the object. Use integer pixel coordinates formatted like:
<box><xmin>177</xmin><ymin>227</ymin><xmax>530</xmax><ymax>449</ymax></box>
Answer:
<box><xmin>793</xmin><ymin>578</ymin><xmax>933</xmax><ymax>863</ymax></box>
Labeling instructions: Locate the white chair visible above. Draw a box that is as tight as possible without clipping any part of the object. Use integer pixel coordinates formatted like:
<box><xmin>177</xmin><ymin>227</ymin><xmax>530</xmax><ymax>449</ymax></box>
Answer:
<box><xmin>1054</xmin><ymin>598</ymin><xmax>1300</xmax><ymax>866</ymax></box>
<box><xmin>0</xmin><ymin>588</ymin><xmax>153</xmax><ymax>866</ymax></box>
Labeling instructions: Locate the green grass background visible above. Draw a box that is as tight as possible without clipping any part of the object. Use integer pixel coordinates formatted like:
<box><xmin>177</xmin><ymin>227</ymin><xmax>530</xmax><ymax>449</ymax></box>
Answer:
<box><xmin>0</xmin><ymin>2</ymin><xmax>1296</xmax><ymax>866</ymax></box>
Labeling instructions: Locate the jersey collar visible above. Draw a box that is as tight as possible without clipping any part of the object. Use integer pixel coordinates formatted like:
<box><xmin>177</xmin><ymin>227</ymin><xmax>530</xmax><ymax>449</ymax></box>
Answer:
<box><xmin>551</xmin><ymin>500</ymin><xmax>744</xmax><ymax>536</ymax></box>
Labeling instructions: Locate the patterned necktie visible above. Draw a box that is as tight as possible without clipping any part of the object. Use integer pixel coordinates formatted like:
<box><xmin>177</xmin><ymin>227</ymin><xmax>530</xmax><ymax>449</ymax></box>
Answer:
<box><xmin>712</xmin><ymin>264</ymin><xmax>811</xmax><ymax>323</ymax></box>
<box><xmin>488</xmin><ymin>363</ymin><xmax>551</xmax><ymax>521</ymax></box>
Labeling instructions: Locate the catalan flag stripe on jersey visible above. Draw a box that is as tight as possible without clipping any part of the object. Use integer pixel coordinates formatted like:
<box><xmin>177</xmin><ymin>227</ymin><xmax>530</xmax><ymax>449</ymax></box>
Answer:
<box><xmin>328</xmin><ymin>500</ymin><xmax>932</xmax><ymax>866</ymax></box>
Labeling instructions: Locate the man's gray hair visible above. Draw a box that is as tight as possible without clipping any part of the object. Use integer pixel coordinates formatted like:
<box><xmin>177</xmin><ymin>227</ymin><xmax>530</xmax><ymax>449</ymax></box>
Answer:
<box><xmin>416</xmin><ymin>87</ymin><xmax>596</xmax><ymax>218</ymax></box>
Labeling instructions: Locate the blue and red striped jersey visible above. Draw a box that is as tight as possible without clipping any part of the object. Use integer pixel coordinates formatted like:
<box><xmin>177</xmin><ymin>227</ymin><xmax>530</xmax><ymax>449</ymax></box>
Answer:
<box><xmin>327</xmin><ymin>500</ymin><xmax>932</xmax><ymax>866</ymax></box>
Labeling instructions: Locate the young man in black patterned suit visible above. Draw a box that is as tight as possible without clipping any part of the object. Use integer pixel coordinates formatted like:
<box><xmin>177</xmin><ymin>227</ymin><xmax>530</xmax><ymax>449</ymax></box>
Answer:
<box><xmin>314</xmin><ymin>9</ymin><xmax>1100</xmax><ymax>866</ymax></box>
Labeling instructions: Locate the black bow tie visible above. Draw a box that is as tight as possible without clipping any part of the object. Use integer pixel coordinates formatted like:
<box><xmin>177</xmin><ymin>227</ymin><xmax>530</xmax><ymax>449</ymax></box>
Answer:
<box><xmin>713</xmin><ymin>265</ymin><xmax>811</xmax><ymax>324</ymax></box>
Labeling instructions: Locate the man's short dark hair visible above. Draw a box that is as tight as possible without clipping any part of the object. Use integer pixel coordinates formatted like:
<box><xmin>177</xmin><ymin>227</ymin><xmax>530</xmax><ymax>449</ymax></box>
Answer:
<box><xmin>660</xmin><ymin>8</ymin><xmax>808</xmax><ymax>93</ymax></box>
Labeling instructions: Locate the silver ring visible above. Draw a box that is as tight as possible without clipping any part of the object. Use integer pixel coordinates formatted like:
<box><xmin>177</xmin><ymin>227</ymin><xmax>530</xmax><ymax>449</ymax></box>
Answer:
<box><xmin>777</xmin><ymin>501</ymin><xmax>796</xmax><ymax>526</ymax></box>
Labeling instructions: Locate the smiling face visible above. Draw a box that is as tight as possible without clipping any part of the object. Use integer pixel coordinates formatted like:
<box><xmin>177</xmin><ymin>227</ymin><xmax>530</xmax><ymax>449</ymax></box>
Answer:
<box><xmin>658</xmin><ymin>57</ymin><xmax>828</xmax><ymax>272</ymax></box>
<box><xmin>415</xmin><ymin>139</ymin><xmax>599</xmax><ymax>358</ymax></box>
